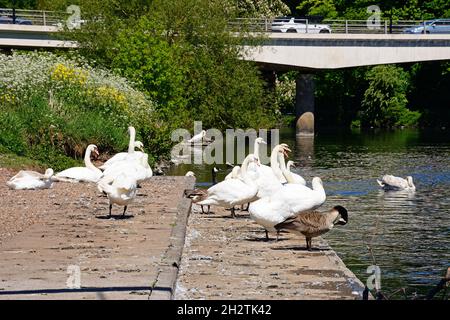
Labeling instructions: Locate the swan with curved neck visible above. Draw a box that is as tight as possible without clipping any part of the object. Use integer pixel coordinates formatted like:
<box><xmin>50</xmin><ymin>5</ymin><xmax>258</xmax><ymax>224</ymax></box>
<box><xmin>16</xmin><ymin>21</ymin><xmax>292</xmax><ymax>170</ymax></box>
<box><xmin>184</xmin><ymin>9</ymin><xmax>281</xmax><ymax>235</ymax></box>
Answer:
<box><xmin>54</xmin><ymin>144</ymin><xmax>102</xmax><ymax>183</ymax></box>
<box><xmin>278</xmin><ymin>155</ymin><xmax>307</xmax><ymax>186</ymax></box>
<box><xmin>100</xmin><ymin>126</ymin><xmax>145</xmax><ymax>170</ymax></box>
<box><xmin>187</xmin><ymin>154</ymin><xmax>259</xmax><ymax>218</ymax></box>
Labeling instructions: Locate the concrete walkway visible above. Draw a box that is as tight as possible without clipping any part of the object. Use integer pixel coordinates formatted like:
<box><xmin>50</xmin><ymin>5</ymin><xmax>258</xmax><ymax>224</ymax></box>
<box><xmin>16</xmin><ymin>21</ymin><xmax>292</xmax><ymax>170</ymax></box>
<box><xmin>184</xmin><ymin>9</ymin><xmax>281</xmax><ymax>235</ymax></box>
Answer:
<box><xmin>0</xmin><ymin>176</ymin><xmax>194</xmax><ymax>300</ymax></box>
<box><xmin>175</xmin><ymin>204</ymin><xmax>366</xmax><ymax>300</ymax></box>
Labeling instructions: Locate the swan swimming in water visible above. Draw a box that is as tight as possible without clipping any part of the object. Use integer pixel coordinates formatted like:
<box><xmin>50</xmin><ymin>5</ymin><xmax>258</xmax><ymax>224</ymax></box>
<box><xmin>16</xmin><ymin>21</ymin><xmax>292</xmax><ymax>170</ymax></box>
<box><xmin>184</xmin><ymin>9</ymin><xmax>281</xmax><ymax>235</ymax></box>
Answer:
<box><xmin>7</xmin><ymin>168</ymin><xmax>54</xmax><ymax>190</ymax></box>
<box><xmin>54</xmin><ymin>144</ymin><xmax>102</xmax><ymax>183</ymax></box>
<box><xmin>377</xmin><ymin>175</ymin><xmax>416</xmax><ymax>191</ymax></box>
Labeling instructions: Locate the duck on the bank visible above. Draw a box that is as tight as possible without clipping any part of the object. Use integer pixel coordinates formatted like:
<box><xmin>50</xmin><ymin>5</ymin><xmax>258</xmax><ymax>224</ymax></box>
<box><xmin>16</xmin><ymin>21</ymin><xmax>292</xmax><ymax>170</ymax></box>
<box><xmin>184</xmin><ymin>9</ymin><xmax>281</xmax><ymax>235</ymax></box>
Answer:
<box><xmin>98</xmin><ymin>173</ymin><xmax>137</xmax><ymax>219</ymax></box>
<box><xmin>274</xmin><ymin>206</ymin><xmax>348</xmax><ymax>251</ymax></box>
<box><xmin>6</xmin><ymin>168</ymin><xmax>54</xmax><ymax>190</ymax></box>
<box><xmin>186</xmin><ymin>154</ymin><xmax>259</xmax><ymax>218</ymax></box>
<box><xmin>377</xmin><ymin>175</ymin><xmax>416</xmax><ymax>191</ymax></box>
<box><xmin>54</xmin><ymin>144</ymin><xmax>102</xmax><ymax>183</ymax></box>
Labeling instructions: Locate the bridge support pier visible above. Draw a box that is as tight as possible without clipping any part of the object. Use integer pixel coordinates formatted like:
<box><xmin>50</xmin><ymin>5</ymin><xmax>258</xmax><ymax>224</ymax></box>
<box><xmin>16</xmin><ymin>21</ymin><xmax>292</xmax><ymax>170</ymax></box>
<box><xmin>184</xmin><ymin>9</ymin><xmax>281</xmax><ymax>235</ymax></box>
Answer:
<box><xmin>295</xmin><ymin>74</ymin><xmax>315</xmax><ymax>136</ymax></box>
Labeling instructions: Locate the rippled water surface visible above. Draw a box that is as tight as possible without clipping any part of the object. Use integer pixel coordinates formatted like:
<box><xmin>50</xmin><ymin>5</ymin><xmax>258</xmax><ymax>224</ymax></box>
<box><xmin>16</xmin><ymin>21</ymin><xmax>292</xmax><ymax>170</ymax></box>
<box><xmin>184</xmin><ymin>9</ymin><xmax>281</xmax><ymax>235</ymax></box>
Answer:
<box><xmin>168</xmin><ymin>128</ymin><xmax>450</xmax><ymax>297</ymax></box>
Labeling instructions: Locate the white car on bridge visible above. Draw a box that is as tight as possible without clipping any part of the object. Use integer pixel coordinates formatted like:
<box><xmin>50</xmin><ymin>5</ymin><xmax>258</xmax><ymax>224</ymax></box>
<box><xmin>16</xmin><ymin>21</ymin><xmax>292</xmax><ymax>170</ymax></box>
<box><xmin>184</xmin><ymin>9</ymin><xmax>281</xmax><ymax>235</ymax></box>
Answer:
<box><xmin>271</xmin><ymin>17</ymin><xmax>331</xmax><ymax>34</ymax></box>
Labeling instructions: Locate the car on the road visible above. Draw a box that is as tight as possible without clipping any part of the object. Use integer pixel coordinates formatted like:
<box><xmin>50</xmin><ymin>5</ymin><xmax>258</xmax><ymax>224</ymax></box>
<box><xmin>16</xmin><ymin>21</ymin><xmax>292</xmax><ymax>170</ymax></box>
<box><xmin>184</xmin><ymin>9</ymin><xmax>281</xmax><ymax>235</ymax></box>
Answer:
<box><xmin>403</xmin><ymin>18</ymin><xmax>450</xmax><ymax>34</ymax></box>
<box><xmin>271</xmin><ymin>17</ymin><xmax>331</xmax><ymax>33</ymax></box>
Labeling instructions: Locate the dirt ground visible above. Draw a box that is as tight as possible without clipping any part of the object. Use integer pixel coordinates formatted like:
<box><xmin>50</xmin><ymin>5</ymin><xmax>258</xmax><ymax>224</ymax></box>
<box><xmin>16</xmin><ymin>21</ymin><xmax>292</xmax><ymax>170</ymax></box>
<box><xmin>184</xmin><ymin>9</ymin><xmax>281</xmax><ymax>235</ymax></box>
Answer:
<box><xmin>175</xmin><ymin>204</ymin><xmax>365</xmax><ymax>300</ymax></box>
<box><xmin>0</xmin><ymin>169</ymin><xmax>192</xmax><ymax>300</ymax></box>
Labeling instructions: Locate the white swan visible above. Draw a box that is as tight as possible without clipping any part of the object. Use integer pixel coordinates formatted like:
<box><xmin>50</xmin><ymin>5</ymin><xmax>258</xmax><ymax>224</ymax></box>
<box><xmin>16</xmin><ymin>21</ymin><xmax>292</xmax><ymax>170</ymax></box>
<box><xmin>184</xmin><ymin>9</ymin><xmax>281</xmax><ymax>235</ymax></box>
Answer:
<box><xmin>252</xmin><ymin>144</ymin><xmax>289</xmax><ymax>199</ymax></box>
<box><xmin>225</xmin><ymin>166</ymin><xmax>241</xmax><ymax>180</ymax></box>
<box><xmin>279</xmin><ymin>158</ymin><xmax>306</xmax><ymax>185</ymax></box>
<box><xmin>7</xmin><ymin>168</ymin><xmax>54</xmax><ymax>190</ymax></box>
<box><xmin>98</xmin><ymin>173</ymin><xmax>137</xmax><ymax>218</ymax></box>
<box><xmin>54</xmin><ymin>144</ymin><xmax>102</xmax><ymax>183</ymax></box>
<box><xmin>99</xmin><ymin>140</ymin><xmax>145</xmax><ymax>171</ymax></box>
<box><xmin>189</xmin><ymin>154</ymin><xmax>259</xmax><ymax>218</ymax></box>
<box><xmin>187</xmin><ymin>130</ymin><xmax>206</xmax><ymax>144</ymax></box>
<box><xmin>249</xmin><ymin>174</ymin><xmax>326</xmax><ymax>240</ymax></box>
<box><xmin>377</xmin><ymin>175</ymin><xmax>416</xmax><ymax>191</ymax></box>
<box><xmin>99</xmin><ymin>152</ymin><xmax>153</xmax><ymax>189</ymax></box>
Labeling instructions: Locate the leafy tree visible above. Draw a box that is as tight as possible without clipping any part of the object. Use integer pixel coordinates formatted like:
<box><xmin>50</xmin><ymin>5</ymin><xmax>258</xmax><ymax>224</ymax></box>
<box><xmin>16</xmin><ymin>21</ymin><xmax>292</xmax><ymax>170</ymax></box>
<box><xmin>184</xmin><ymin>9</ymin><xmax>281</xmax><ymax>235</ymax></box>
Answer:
<box><xmin>361</xmin><ymin>65</ymin><xmax>420</xmax><ymax>128</ymax></box>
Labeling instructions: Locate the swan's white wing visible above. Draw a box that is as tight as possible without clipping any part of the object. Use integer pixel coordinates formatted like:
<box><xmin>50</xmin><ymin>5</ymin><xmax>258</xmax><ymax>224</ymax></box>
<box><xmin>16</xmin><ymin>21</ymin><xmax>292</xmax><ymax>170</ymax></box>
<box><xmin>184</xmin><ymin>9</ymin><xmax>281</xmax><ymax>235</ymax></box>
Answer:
<box><xmin>249</xmin><ymin>197</ymin><xmax>292</xmax><ymax>231</ymax></box>
<box><xmin>274</xmin><ymin>184</ymin><xmax>326</xmax><ymax>216</ymax></box>
<box><xmin>10</xmin><ymin>170</ymin><xmax>44</xmax><ymax>180</ymax></box>
<box><xmin>291</xmin><ymin>172</ymin><xmax>306</xmax><ymax>185</ymax></box>
<box><xmin>55</xmin><ymin>167</ymin><xmax>102</xmax><ymax>183</ymax></box>
<box><xmin>99</xmin><ymin>152</ymin><xmax>128</xmax><ymax>170</ymax></box>
<box><xmin>198</xmin><ymin>179</ymin><xmax>256</xmax><ymax>207</ymax></box>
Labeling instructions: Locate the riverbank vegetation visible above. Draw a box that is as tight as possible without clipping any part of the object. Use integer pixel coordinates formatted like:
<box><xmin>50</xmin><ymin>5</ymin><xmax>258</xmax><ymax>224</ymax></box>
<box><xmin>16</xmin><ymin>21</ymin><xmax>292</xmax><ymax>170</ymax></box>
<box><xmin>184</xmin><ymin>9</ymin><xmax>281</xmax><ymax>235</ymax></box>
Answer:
<box><xmin>0</xmin><ymin>0</ymin><xmax>449</xmax><ymax>170</ymax></box>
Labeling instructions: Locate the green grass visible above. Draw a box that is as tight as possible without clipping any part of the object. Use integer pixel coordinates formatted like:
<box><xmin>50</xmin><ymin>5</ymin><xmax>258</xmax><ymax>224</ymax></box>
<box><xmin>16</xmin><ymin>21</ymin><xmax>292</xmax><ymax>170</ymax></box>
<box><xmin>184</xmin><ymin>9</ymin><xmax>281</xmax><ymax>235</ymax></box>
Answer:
<box><xmin>0</xmin><ymin>152</ymin><xmax>46</xmax><ymax>171</ymax></box>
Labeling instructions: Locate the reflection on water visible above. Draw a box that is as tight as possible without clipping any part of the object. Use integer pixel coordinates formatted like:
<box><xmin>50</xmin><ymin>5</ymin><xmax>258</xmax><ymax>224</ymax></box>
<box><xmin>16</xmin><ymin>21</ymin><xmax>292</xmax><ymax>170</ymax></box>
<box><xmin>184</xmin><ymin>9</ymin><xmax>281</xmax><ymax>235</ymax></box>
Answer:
<box><xmin>168</xmin><ymin>128</ymin><xmax>450</xmax><ymax>296</ymax></box>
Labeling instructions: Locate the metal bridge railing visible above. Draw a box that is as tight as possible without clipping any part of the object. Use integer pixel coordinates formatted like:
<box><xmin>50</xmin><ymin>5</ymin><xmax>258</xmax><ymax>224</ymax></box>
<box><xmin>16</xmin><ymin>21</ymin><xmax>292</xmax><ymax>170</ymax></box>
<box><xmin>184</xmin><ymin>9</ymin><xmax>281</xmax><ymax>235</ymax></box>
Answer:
<box><xmin>0</xmin><ymin>8</ymin><xmax>67</xmax><ymax>26</ymax></box>
<box><xmin>228</xmin><ymin>17</ymin><xmax>430</xmax><ymax>34</ymax></box>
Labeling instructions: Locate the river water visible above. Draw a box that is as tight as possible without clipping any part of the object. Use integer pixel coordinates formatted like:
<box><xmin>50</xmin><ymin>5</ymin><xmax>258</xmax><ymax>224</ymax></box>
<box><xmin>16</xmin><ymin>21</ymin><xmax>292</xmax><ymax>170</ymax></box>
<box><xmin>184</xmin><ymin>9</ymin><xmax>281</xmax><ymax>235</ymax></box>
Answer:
<box><xmin>168</xmin><ymin>128</ymin><xmax>450</xmax><ymax>297</ymax></box>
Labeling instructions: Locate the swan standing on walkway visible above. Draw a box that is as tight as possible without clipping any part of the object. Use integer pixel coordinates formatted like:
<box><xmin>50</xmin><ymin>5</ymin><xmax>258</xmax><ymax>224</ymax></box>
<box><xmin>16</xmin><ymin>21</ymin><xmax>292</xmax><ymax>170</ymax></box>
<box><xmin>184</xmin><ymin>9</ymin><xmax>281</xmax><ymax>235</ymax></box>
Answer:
<box><xmin>7</xmin><ymin>168</ymin><xmax>54</xmax><ymax>190</ymax></box>
<box><xmin>275</xmin><ymin>206</ymin><xmax>348</xmax><ymax>250</ymax></box>
<box><xmin>54</xmin><ymin>144</ymin><xmax>102</xmax><ymax>183</ymax></box>
<box><xmin>377</xmin><ymin>175</ymin><xmax>416</xmax><ymax>191</ymax></box>
<box><xmin>187</xmin><ymin>154</ymin><xmax>259</xmax><ymax>218</ymax></box>
<box><xmin>100</xmin><ymin>141</ymin><xmax>145</xmax><ymax>170</ymax></box>
<box><xmin>249</xmin><ymin>172</ymin><xmax>326</xmax><ymax>241</ymax></box>
<box><xmin>98</xmin><ymin>173</ymin><xmax>137</xmax><ymax>218</ymax></box>
<box><xmin>252</xmin><ymin>144</ymin><xmax>289</xmax><ymax>199</ymax></box>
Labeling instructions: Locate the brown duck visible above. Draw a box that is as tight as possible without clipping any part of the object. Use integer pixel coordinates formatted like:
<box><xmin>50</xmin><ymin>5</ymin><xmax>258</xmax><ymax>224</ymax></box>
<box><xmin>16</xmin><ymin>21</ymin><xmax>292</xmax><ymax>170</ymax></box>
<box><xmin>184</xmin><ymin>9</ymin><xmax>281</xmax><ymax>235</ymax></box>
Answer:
<box><xmin>274</xmin><ymin>206</ymin><xmax>348</xmax><ymax>251</ymax></box>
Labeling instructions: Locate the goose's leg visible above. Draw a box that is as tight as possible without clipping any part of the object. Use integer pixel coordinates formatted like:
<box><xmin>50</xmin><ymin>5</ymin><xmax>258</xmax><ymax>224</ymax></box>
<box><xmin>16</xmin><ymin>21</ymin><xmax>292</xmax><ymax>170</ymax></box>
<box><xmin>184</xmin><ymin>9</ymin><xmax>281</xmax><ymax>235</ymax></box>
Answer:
<box><xmin>201</xmin><ymin>205</ymin><xmax>205</xmax><ymax>214</ymax></box>
<box><xmin>230</xmin><ymin>207</ymin><xmax>236</xmax><ymax>218</ymax></box>
<box><xmin>306</xmin><ymin>237</ymin><xmax>312</xmax><ymax>251</ymax></box>
<box><xmin>108</xmin><ymin>204</ymin><xmax>112</xmax><ymax>219</ymax></box>
<box><xmin>276</xmin><ymin>230</ymin><xmax>280</xmax><ymax>241</ymax></box>
<box><xmin>207</xmin><ymin>205</ymin><xmax>210</xmax><ymax>214</ymax></box>
<box><xmin>122</xmin><ymin>205</ymin><xmax>127</xmax><ymax>218</ymax></box>
<box><xmin>265</xmin><ymin>230</ymin><xmax>269</xmax><ymax>241</ymax></box>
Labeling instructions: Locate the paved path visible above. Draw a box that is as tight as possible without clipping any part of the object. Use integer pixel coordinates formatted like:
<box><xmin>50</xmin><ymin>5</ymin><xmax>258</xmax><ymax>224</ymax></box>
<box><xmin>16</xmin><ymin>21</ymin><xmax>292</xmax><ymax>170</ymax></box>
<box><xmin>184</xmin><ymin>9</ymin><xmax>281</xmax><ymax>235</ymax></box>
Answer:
<box><xmin>175</xmin><ymin>204</ymin><xmax>366</xmax><ymax>300</ymax></box>
<box><xmin>0</xmin><ymin>176</ymin><xmax>193</xmax><ymax>300</ymax></box>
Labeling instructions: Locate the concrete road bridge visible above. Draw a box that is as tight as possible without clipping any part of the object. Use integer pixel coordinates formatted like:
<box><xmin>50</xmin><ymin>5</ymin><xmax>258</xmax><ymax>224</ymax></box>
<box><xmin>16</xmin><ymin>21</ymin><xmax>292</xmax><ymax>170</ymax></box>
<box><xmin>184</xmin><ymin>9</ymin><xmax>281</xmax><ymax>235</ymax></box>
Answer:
<box><xmin>1</xmin><ymin>11</ymin><xmax>450</xmax><ymax>134</ymax></box>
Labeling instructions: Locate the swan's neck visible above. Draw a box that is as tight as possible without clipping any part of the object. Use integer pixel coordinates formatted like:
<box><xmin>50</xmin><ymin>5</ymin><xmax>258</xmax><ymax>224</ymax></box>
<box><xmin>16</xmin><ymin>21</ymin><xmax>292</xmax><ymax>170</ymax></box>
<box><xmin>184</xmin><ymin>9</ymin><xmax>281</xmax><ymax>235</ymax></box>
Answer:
<box><xmin>253</xmin><ymin>140</ymin><xmax>260</xmax><ymax>160</ymax></box>
<box><xmin>128</xmin><ymin>127</ymin><xmax>136</xmax><ymax>154</ymax></box>
<box><xmin>270</xmin><ymin>147</ymin><xmax>284</xmax><ymax>181</ymax></box>
<box><xmin>84</xmin><ymin>148</ymin><xmax>97</xmax><ymax>171</ymax></box>
<box><xmin>280</xmin><ymin>154</ymin><xmax>296</xmax><ymax>184</ymax></box>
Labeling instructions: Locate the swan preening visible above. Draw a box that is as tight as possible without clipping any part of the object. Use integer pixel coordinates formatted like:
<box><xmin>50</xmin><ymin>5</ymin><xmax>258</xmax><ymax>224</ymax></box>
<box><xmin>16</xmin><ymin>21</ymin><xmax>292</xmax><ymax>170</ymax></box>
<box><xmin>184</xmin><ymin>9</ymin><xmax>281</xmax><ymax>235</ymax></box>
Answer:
<box><xmin>377</xmin><ymin>175</ymin><xmax>416</xmax><ymax>191</ymax></box>
<box><xmin>7</xmin><ymin>168</ymin><xmax>54</xmax><ymax>190</ymax></box>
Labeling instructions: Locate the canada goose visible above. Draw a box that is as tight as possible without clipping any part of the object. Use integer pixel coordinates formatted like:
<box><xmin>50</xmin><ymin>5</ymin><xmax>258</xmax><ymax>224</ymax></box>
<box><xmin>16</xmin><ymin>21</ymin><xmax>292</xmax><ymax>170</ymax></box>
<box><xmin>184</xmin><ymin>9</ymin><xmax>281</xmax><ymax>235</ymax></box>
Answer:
<box><xmin>274</xmin><ymin>206</ymin><xmax>348</xmax><ymax>251</ymax></box>
<box><xmin>54</xmin><ymin>144</ymin><xmax>102</xmax><ymax>183</ymax></box>
<box><xmin>7</xmin><ymin>168</ymin><xmax>54</xmax><ymax>190</ymax></box>
<box><xmin>377</xmin><ymin>175</ymin><xmax>416</xmax><ymax>191</ymax></box>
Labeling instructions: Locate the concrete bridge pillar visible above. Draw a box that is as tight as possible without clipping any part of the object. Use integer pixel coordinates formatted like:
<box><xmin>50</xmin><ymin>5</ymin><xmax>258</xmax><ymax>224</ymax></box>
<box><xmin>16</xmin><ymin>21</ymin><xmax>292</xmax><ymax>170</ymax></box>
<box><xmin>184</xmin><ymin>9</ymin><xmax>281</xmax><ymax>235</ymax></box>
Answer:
<box><xmin>295</xmin><ymin>74</ymin><xmax>315</xmax><ymax>136</ymax></box>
